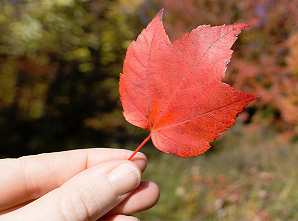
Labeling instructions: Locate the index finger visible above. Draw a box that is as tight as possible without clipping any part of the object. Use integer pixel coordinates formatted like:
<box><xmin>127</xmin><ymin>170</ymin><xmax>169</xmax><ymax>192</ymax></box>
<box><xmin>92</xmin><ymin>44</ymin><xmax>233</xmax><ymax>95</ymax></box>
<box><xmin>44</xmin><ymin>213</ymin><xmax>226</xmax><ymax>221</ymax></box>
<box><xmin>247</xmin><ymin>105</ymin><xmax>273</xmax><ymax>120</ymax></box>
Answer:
<box><xmin>0</xmin><ymin>148</ymin><xmax>147</xmax><ymax>211</ymax></box>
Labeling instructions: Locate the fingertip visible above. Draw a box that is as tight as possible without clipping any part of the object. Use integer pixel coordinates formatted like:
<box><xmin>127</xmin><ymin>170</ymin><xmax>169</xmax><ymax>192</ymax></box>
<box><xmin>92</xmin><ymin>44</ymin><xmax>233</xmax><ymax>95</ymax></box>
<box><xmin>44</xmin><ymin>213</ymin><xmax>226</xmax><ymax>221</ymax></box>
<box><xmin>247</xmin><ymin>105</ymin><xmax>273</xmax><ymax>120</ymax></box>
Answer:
<box><xmin>139</xmin><ymin>181</ymin><xmax>160</xmax><ymax>209</ymax></box>
<box><xmin>130</xmin><ymin>152</ymin><xmax>147</xmax><ymax>172</ymax></box>
<box><xmin>134</xmin><ymin>152</ymin><xmax>147</xmax><ymax>161</ymax></box>
<box><xmin>107</xmin><ymin>181</ymin><xmax>160</xmax><ymax>215</ymax></box>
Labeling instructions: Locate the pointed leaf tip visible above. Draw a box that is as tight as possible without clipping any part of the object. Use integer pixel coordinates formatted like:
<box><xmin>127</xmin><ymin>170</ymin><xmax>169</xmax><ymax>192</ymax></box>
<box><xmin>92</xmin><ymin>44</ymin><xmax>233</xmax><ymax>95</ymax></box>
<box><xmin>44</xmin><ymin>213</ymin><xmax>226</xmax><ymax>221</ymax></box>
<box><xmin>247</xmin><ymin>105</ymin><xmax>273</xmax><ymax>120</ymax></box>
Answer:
<box><xmin>155</xmin><ymin>8</ymin><xmax>164</xmax><ymax>20</ymax></box>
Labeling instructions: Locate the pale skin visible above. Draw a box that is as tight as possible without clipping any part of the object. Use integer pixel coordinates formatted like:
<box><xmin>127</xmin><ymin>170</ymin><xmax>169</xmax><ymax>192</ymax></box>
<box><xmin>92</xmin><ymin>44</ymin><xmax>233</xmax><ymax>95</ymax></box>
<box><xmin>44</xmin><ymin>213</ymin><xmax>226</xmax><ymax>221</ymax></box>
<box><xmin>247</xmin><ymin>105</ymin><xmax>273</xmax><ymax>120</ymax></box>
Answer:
<box><xmin>0</xmin><ymin>149</ymin><xmax>160</xmax><ymax>221</ymax></box>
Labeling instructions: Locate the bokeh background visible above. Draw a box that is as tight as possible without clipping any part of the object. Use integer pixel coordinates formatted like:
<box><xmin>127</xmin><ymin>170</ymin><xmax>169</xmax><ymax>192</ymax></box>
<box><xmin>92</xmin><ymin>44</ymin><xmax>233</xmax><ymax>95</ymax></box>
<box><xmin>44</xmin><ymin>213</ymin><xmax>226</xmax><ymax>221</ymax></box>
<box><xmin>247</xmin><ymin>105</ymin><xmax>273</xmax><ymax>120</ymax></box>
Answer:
<box><xmin>1</xmin><ymin>0</ymin><xmax>298</xmax><ymax>220</ymax></box>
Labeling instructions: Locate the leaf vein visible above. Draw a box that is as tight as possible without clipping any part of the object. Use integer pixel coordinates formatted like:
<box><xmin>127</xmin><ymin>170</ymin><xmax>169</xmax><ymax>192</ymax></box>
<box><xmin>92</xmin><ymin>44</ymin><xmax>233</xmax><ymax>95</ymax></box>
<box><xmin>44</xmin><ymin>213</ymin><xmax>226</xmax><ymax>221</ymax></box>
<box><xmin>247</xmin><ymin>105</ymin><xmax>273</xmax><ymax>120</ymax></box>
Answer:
<box><xmin>155</xmin><ymin>98</ymin><xmax>246</xmax><ymax>131</ymax></box>
<box><xmin>153</xmin><ymin>26</ymin><xmax>237</xmax><ymax>125</ymax></box>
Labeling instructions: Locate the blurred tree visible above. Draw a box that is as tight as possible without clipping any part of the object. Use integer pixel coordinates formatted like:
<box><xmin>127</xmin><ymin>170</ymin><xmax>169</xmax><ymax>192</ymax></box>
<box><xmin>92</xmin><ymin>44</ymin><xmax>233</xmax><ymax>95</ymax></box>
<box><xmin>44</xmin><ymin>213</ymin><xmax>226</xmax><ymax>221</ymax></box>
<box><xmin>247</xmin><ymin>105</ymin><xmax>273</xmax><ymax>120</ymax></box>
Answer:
<box><xmin>0</xmin><ymin>0</ymin><xmax>157</xmax><ymax>157</ymax></box>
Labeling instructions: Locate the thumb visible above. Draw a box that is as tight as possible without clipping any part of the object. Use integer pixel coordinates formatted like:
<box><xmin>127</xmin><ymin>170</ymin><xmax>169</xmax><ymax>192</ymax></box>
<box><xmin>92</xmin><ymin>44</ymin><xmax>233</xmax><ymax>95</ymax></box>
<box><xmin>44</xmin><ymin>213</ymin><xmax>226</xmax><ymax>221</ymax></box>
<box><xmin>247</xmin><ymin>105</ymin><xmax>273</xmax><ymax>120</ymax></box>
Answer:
<box><xmin>3</xmin><ymin>160</ymin><xmax>141</xmax><ymax>221</ymax></box>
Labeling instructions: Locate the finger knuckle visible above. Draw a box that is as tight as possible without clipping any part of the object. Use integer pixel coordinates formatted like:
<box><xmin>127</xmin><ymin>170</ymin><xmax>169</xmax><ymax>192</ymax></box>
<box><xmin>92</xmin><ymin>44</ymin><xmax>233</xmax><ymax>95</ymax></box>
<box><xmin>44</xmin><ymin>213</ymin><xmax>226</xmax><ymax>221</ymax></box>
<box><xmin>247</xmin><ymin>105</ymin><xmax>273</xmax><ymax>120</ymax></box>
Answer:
<box><xmin>58</xmin><ymin>187</ymin><xmax>97</xmax><ymax>221</ymax></box>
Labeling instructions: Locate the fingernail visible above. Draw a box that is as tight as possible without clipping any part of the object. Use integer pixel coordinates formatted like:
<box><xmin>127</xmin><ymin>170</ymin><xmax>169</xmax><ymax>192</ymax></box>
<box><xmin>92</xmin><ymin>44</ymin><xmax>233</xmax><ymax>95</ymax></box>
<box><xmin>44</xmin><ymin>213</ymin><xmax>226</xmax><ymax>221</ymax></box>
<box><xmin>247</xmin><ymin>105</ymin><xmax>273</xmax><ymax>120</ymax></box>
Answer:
<box><xmin>108</xmin><ymin>163</ymin><xmax>141</xmax><ymax>195</ymax></box>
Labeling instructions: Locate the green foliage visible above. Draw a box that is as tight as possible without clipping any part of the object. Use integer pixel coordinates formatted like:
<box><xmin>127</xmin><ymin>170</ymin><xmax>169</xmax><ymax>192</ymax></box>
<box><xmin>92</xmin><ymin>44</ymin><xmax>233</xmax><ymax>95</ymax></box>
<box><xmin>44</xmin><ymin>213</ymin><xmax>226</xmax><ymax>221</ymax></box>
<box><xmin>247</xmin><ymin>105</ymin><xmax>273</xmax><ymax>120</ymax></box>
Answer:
<box><xmin>0</xmin><ymin>0</ymin><xmax>153</xmax><ymax>156</ymax></box>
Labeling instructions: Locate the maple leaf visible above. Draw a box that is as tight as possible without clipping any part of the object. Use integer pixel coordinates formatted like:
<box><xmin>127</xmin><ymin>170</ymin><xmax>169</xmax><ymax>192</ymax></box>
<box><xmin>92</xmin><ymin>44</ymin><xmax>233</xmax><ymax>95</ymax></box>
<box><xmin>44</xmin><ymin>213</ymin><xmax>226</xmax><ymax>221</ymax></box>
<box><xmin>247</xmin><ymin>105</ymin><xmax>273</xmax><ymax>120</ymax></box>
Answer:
<box><xmin>119</xmin><ymin>9</ymin><xmax>257</xmax><ymax>159</ymax></box>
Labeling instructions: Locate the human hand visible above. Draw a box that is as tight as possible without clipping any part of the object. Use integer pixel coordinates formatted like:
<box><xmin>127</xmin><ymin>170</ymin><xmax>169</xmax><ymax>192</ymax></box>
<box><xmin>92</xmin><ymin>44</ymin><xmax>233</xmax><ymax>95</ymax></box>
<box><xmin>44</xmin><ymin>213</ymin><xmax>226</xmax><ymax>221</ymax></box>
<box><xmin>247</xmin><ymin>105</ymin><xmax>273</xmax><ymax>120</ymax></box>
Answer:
<box><xmin>0</xmin><ymin>148</ymin><xmax>159</xmax><ymax>221</ymax></box>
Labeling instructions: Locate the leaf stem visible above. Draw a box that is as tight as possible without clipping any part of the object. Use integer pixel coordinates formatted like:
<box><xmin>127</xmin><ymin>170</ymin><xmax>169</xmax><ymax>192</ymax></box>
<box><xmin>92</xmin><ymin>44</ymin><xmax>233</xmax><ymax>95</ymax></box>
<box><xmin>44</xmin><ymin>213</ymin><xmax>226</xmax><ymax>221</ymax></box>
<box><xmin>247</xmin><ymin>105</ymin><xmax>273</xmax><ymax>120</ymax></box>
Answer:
<box><xmin>127</xmin><ymin>133</ymin><xmax>151</xmax><ymax>160</ymax></box>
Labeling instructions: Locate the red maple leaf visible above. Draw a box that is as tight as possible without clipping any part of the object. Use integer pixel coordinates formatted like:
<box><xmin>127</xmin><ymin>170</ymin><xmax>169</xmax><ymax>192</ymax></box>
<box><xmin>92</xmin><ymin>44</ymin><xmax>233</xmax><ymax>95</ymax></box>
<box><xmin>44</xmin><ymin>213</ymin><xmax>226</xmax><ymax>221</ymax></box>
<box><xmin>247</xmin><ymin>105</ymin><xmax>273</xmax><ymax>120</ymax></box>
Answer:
<box><xmin>119</xmin><ymin>9</ymin><xmax>257</xmax><ymax>159</ymax></box>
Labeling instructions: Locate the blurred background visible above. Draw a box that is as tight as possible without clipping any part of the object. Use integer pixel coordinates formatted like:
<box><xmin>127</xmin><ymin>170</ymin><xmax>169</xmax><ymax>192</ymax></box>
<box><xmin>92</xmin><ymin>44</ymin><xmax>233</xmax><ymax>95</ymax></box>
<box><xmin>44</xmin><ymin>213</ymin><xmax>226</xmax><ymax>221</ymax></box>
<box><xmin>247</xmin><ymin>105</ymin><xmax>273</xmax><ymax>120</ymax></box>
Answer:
<box><xmin>0</xmin><ymin>0</ymin><xmax>298</xmax><ymax>220</ymax></box>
